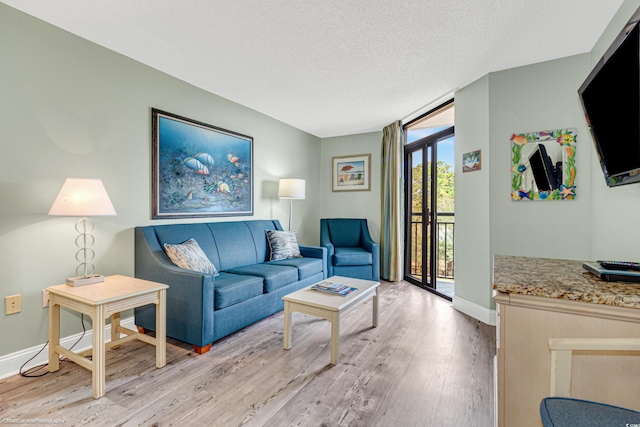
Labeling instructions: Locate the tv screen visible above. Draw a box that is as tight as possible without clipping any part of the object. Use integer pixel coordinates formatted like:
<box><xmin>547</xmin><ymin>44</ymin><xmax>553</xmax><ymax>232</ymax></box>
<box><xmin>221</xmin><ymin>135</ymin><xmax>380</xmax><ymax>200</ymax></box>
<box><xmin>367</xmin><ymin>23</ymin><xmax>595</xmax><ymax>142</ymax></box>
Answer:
<box><xmin>578</xmin><ymin>9</ymin><xmax>640</xmax><ymax>187</ymax></box>
<box><xmin>528</xmin><ymin>144</ymin><xmax>557</xmax><ymax>192</ymax></box>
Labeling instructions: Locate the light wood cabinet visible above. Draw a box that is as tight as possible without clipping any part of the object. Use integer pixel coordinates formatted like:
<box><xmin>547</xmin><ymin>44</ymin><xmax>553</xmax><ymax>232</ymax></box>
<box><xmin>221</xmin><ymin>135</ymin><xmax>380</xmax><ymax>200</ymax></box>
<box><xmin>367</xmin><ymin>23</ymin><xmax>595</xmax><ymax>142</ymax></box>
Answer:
<box><xmin>494</xmin><ymin>256</ymin><xmax>640</xmax><ymax>427</ymax></box>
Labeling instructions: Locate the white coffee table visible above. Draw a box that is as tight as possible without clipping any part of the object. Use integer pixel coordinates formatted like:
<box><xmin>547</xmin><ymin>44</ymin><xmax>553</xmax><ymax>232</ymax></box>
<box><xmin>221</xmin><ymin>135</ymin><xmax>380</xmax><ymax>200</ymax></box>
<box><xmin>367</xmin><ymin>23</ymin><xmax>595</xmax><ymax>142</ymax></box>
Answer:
<box><xmin>283</xmin><ymin>276</ymin><xmax>380</xmax><ymax>365</ymax></box>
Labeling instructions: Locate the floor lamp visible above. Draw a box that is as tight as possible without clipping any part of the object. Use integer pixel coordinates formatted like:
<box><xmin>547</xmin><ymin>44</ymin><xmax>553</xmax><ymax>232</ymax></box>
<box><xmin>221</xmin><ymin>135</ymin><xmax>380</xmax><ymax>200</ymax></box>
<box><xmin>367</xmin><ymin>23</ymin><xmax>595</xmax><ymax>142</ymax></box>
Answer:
<box><xmin>278</xmin><ymin>178</ymin><xmax>305</xmax><ymax>231</ymax></box>
<box><xmin>49</xmin><ymin>178</ymin><xmax>117</xmax><ymax>286</ymax></box>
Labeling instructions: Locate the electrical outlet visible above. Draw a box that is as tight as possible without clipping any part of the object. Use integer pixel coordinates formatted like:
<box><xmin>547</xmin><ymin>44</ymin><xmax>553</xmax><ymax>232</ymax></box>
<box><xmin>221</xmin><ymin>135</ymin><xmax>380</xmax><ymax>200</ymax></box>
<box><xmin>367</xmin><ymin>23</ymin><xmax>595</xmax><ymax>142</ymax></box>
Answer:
<box><xmin>5</xmin><ymin>294</ymin><xmax>21</xmax><ymax>315</ymax></box>
<box><xmin>42</xmin><ymin>289</ymin><xmax>49</xmax><ymax>308</ymax></box>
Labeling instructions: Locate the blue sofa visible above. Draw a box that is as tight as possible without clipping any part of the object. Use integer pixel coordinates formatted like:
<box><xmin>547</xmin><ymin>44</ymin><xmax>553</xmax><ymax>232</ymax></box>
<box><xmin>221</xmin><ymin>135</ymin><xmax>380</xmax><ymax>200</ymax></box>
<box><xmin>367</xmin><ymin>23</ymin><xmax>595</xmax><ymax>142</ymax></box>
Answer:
<box><xmin>320</xmin><ymin>218</ymin><xmax>380</xmax><ymax>281</ymax></box>
<box><xmin>134</xmin><ymin>219</ymin><xmax>327</xmax><ymax>354</ymax></box>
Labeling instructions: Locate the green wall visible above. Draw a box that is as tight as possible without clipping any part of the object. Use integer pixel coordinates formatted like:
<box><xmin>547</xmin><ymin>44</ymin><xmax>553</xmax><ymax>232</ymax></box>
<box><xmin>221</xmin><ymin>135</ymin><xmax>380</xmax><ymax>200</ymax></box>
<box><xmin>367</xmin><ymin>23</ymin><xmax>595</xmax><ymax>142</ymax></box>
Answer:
<box><xmin>454</xmin><ymin>0</ymin><xmax>640</xmax><ymax>316</ymax></box>
<box><xmin>0</xmin><ymin>4</ymin><xmax>321</xmax><ymax>356</ymax></box>
<box><xmin>320</xmin><ymin>132</ymin><xmax>383</xmax><ymax>242</ymax></box>
<box><xmin>487</xmin><ymin>53</ymin><xmax>593</xmax><ymax>264</ymax></box>
<box><xmin>454</xmin><ymin>75</ymin><xmax>492</xmax><ymax>313</ymax></box>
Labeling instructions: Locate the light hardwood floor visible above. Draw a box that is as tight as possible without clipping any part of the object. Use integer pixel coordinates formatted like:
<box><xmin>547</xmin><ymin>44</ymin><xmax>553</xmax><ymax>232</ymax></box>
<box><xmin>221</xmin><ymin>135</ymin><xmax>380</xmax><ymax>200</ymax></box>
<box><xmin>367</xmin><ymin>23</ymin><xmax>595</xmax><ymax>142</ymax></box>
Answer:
<box><xmin>0</xmin><ymin>281</ymin><xmax>496</xmax><ymax>426</ymax></box>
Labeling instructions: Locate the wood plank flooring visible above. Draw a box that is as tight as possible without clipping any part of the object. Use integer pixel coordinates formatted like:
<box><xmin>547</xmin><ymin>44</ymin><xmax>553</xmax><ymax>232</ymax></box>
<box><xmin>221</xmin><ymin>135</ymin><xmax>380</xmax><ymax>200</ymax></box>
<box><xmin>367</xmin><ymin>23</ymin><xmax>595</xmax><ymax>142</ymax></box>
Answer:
<box><xmin>0</xmin><ymin>280</ymin><xmax>496</xmax><ymax>426</ymax></box>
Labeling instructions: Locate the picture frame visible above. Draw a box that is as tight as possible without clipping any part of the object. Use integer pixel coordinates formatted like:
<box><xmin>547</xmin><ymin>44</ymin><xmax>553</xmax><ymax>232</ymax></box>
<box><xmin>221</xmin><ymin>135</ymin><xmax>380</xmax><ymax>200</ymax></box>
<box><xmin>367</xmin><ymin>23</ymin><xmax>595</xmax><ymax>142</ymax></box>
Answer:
<box><xmin>151</xmin><ymin>108</ymin><xmax>254</xmax><ymax>219</ymax></box>
<box><xmin>462</xmin><ymin>150</ymin><xmax>481</xmax><ymax>173</ymax></box>
<box><xmin>510</xmin><ymin>129</ymin><xmax>576</xmax><ymax>201</ymax></box>
<box><xmin>332</xmin><ymin>154</ymin><xmax>371</xmax><ymax>192</ymax></box>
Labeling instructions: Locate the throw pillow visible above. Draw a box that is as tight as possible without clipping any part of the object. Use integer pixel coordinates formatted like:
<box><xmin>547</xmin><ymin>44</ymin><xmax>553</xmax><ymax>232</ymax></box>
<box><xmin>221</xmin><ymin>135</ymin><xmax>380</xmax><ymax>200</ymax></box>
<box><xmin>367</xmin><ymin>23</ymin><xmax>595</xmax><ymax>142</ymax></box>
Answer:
<box><xmin>266</xmin><ymin>230</ymin><xmax>303</xmax><ymax>261</ymax></box>
<box><xmin>163</xmin><ymin>238</ymin><xmax>219</xmax><ymax>276</ymax></box>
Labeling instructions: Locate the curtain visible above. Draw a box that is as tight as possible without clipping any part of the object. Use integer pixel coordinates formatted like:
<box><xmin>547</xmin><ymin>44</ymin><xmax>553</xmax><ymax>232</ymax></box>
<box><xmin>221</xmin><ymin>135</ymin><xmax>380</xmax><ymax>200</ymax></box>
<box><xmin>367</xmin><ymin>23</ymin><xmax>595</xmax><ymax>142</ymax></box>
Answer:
<box><xmin>380</xmin><ymin>121</ymin><xmax>404</xmax><ymax>282</ymax></box>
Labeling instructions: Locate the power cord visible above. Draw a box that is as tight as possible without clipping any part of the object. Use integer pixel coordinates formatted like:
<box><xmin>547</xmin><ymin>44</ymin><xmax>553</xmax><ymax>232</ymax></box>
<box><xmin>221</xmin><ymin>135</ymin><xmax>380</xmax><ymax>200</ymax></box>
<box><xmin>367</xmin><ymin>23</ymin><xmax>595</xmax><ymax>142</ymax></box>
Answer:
<box><xmin>20</xmin><ymin>314</ymin><xmax>87</xmax><ymax>378</ymax></box>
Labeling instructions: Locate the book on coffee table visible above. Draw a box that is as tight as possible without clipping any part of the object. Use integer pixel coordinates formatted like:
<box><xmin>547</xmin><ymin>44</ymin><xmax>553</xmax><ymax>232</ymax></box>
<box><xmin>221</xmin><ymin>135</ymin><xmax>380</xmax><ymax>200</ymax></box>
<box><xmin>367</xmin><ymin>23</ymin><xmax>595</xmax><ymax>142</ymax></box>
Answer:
<box><xmin>310</xmin><ymin>281</ymin><xmax>357</xmax><ymax>296</ymax></box>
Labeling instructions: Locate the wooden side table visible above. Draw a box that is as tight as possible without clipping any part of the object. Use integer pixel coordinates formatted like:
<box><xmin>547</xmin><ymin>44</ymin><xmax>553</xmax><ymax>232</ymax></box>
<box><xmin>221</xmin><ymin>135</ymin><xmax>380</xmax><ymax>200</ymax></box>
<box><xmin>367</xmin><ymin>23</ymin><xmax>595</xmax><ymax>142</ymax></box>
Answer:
<box><xmin>47</xmin><ymin>275</ymin><xmax>168</xmax><ymax>398</ymax></box>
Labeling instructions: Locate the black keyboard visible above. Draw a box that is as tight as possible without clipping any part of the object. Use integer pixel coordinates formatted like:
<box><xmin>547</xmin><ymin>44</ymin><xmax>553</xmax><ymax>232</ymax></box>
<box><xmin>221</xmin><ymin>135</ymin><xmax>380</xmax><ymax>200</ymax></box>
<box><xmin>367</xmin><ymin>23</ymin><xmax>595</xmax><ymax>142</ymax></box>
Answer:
<box><xmin>597</xmin><ymin>260</ymin><xmax>640</xmax><ymax>271</ymax></box>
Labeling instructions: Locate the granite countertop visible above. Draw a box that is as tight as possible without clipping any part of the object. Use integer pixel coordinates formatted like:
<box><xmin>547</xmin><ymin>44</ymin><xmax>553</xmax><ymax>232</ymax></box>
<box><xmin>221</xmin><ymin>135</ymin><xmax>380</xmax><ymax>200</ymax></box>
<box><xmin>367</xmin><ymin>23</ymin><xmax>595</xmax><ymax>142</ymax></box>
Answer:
<box><xmin>493</xmin><ymin>255</ymin><xmax>640</xmax><ymax>309</ymax></box>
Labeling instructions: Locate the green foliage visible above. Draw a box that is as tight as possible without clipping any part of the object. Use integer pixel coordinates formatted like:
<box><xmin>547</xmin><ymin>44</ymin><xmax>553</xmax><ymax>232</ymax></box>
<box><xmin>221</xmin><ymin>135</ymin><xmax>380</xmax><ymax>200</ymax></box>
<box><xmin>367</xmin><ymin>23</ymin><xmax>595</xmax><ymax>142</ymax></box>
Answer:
<box><xmin>437</xmin><ymin>161</ymin><xmax>455</xmax><ymax>213</ymax></box>
<box><xmin>411</xmin><ymin>161</ymin><xmax>455</xmax><ymax>214</ymax></box>
<box><xmin>409</xmin><ymin>161</ymin><xmax>455</xmax><ymax>278</ymax></box>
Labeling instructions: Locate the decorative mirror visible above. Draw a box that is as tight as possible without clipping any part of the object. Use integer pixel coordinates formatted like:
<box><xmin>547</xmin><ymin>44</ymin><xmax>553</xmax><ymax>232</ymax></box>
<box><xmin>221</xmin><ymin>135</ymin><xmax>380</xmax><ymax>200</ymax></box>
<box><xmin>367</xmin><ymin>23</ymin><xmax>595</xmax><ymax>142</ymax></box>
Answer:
<box><xmin>511</xmin><ymin>129</ymin><xmax>576</xmax><ymax>201</ymax></box>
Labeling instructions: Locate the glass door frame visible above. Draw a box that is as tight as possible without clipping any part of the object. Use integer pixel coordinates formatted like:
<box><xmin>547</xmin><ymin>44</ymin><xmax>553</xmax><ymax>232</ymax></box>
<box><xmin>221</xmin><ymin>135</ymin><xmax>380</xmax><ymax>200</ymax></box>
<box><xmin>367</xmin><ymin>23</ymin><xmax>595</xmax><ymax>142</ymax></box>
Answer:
<box><xmin>403</xmin><ymin>126</ymin><xmax>455</xmax><ymax>300</ymax></box>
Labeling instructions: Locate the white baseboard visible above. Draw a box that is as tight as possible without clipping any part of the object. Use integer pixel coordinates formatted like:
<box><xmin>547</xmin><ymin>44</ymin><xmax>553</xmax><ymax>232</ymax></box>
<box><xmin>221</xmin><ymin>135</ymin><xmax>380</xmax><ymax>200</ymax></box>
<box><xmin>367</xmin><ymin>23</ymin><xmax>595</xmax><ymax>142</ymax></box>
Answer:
<box><xmin>452</xmin><ymin>295</ymin><xmax>496</xmax><ymax>326</ymax></box>
<box><xmin>0</xmin><ymin>317</ymin><xmax>136</xmax><ymax>380</ymax></box>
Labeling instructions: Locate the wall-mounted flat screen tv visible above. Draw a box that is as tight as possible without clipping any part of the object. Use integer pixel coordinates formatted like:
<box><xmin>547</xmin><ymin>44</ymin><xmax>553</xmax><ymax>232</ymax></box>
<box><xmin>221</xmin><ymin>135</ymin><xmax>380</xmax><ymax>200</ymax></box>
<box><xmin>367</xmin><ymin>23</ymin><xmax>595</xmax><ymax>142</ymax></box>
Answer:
<box><xmin>578</xmin><ymin>7</ymin><xmax>640</xmax><ymax>187</ymax></box>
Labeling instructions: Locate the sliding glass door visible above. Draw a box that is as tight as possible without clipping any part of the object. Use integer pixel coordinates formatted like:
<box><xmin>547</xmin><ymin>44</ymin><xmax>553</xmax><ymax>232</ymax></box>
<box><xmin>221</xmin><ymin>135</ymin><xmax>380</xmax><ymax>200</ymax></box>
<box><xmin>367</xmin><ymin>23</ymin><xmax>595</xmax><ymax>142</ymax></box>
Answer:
<box><xmin>404</xmin><ymin>101</ymin><xmax>455</xmax><ymax>299</ymax></box>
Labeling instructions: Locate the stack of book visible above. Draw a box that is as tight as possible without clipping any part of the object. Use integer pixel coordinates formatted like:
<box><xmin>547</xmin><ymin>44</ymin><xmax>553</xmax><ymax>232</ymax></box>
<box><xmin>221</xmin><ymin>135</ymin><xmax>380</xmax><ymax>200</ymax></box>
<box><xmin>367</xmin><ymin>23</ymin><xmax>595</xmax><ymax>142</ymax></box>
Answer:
<box><xmin>310</xmin><ymin>281</ymin><xmax>357</xmax><ymax>296</ymax></box>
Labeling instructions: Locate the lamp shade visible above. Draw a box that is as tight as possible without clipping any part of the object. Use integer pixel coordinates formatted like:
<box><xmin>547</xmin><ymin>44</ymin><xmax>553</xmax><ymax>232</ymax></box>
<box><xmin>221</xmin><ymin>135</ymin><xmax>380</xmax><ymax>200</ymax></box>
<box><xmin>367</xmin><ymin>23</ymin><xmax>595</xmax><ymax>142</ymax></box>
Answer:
<box><xmin>278</xmin><ymin>178</ymin><xmax>305</xmax><ymax>199</ymax></box>
<box><xmin>49</xmin><ymin>178</ymin><xmax>117</xmax><ymax>216</ymax></box>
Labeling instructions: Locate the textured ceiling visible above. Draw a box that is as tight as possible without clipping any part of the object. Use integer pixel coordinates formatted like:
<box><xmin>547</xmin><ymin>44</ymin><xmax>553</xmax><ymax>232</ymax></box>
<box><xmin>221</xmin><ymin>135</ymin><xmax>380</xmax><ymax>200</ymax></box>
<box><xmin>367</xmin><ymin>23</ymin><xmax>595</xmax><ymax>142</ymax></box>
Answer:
<box><xmin>1</xmin><ymin>0</ymin><xmax>624</xmax><ymax>137</ymax></box>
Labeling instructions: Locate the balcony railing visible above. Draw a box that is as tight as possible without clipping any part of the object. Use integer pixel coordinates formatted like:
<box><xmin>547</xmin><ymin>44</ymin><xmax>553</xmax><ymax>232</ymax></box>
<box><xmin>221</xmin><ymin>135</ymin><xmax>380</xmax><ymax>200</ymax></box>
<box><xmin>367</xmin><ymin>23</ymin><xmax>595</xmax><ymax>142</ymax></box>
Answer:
<box><xmin>409</xmin><ymin>212</ymin><xmax>455</xmax><ymax>279</ymax></box>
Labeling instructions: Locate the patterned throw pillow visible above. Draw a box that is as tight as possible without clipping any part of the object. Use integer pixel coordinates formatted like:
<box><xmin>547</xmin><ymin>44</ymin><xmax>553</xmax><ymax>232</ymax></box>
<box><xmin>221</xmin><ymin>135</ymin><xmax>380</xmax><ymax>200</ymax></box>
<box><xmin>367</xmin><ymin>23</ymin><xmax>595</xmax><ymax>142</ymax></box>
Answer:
<box><xmin>163</xmin><ymin>238</ymin><xmax>219</xmax><ymax>276</ymax></box>
<box><xmin>266</xmin><ymin>230</ymin><xmax>303</xmax><ymax>261</ymax></box>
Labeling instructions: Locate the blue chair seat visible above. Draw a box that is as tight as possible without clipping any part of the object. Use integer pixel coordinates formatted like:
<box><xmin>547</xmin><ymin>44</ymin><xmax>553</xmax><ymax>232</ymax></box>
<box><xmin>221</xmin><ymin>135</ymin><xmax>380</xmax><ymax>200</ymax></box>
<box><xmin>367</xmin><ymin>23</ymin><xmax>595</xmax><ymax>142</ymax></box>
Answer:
<box><xmin>333</xmin><ymin>247</ymin><xmax>373</xmax><ymax>266</ymax></box>
<box><xmin>540</xmin><ymin>397</ymin><xmax>640</xmax><ymax>426</ymax></box>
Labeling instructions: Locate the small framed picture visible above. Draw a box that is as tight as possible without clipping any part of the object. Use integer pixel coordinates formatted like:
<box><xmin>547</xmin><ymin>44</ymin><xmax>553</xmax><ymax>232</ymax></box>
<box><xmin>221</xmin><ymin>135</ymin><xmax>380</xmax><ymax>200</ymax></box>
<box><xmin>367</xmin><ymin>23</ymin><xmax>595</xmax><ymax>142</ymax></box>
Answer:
<box><xmin>332</xmin><ymin>154</ymin><xmax>371</xmax><ymax>192</ymax></box>
<box><xmin>462</xmin><ymin>150</ymin><xmax>481</xmax><ymax>173</ymax></box>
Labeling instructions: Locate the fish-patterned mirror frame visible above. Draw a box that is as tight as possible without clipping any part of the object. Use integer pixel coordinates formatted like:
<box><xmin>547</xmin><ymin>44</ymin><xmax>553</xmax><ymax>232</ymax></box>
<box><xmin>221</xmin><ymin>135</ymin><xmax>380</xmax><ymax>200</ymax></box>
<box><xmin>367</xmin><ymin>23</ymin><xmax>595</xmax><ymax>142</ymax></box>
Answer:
<box><xmin>510</xmin><ymin>128</ymin><xmax>576</xmax><ymax>201</ymax></box>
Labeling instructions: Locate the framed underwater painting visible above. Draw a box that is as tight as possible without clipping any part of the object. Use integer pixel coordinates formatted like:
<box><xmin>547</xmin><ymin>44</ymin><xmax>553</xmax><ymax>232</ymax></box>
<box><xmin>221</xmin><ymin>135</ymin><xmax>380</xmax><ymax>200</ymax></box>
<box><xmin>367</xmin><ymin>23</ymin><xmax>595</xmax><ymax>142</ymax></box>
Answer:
<box><xmin>151</xmin><ymin>108</ymin><xmax>254</xmax><ymax>219</ymax></box>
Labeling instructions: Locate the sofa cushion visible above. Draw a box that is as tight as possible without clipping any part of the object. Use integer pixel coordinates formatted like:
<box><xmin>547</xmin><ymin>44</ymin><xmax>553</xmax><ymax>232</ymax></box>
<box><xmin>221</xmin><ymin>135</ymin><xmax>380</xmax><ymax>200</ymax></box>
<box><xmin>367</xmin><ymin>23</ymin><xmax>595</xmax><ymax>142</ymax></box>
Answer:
<box><xmin>266</xmin><ymin>257</ymin><xmax>323</xmax><ymax>280</ymax></box>
<box><xmin>226</xmin><ymin>264</ymin><xmax>298</xmax><ymax>293</ymax></box>
<box><xmin>244</xmin><ymin>220</ymin><xmax>283</xmax><ymax>262</ymax></box>
<box><xmin>154</xmin><ymin>223</ymin><xmax>220</xmax><ymax>268</ymax></box>
<box><xmin>333</xmin><ymin>247</ymin><xmax>373</xmax><ymax>266</ymax></box>
<box><xmin>213</xmin><ymin>272</ymin><xmax>264</xmax><ymax>310</ymax></box>
<box><xmin>163</xmin><ymin>238</ymin><xmax>219</xmax><ymax>276</ymax></box>
<box><xmin>266</xmin><ymin>230</ymin><xmax>302</xmax><ymax>261</ymax></box>
<box><xmin>206</xmin><ymin>222</ymin><xmax>258</xmax><ymax>270</ymax></box>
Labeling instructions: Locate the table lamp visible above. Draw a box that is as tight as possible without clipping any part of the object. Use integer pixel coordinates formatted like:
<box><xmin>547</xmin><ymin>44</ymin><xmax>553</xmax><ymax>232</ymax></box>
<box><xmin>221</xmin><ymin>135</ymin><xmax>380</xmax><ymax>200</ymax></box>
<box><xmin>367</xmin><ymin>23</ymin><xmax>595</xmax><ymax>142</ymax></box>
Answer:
<box><xmin>278</xmin><ymin>178</ymin><xmax>305</xmax><ymax>231</ymax></box>
<box><xmin>48</xmin><ymin>178</ymin><xmax>117</xmax><ymax>286</ymax></box>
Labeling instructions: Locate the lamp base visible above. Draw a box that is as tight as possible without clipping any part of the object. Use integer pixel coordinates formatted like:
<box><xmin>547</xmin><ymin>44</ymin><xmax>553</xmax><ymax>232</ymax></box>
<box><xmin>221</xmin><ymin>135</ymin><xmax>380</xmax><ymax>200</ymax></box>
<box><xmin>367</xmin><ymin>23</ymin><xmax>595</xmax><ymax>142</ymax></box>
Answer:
<box><xmin>66</xmin><ymin>274</ymin><xmax>105</xmax><ymax>287</ymax></box>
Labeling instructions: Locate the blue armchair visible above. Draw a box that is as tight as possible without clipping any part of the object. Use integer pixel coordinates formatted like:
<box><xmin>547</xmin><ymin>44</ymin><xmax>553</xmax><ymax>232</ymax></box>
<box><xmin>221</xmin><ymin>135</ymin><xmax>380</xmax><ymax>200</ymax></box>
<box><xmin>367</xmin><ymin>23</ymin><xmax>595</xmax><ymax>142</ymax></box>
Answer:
<box><xmin>320</xmin><ymin>218</ymin><xmax>380</xmax><ymax>281</ymax></box>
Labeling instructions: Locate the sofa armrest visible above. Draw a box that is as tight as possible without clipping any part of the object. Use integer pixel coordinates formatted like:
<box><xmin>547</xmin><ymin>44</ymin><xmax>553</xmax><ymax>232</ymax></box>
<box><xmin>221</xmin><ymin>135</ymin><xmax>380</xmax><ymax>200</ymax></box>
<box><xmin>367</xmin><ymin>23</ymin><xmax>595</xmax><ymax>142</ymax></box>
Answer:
<box><xmin>321</xmin><ymin>243</ymin><xmax>334</xmax><ymax>278</ymax></box>
<box><xmin>134</xmin><ymin>227</ymin><xmax>215</xmax><ymax>347</ymax></box>
<box><xmin>299</xmin><ymin>244</ymin><xmax>325</xmax><ymax>259</ymax></box>
<box><xmin>300</xmin><ymin>245</ymin><xmax>328</xmax><ymax>279</ymax></box>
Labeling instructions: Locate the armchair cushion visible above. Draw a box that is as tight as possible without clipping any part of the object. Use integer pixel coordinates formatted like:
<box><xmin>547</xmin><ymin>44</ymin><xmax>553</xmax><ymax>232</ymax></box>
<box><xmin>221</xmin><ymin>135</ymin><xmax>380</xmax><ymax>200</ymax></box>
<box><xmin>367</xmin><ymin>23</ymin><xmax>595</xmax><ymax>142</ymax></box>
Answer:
<box><xmin>326</xmin><ymin>221</ymin><xmax>362</xmax><ymax>247</ymax></box>
<box><xmin>333</xmin><ymin>247</ymin><xmax>373</xmax><ymax>266</ymax></box>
